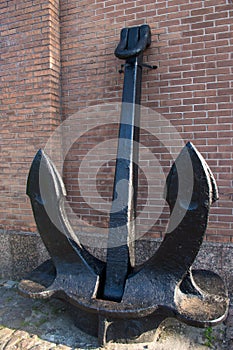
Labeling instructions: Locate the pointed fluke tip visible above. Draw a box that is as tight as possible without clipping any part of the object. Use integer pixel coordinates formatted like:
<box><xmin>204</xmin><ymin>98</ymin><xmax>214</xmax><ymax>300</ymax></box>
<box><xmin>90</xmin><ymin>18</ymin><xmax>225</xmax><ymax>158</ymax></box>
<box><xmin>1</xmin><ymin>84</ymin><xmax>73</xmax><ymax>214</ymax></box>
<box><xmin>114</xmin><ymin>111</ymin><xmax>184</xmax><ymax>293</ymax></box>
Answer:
<box><xmin>26</xmin><ymin>149</ymin><xmax>44</xmax><ymax>197</ymax></box>
<box><xmin>165</xmin><ymin>141</ymin><xmax>218</xmax><ymax>205</ymax></box>
<box><xmin>185</xmin><ymin>142</ymin><xmax>218</xmax><ymax>204</ymax></box>
<box><xmin>26</xmin><ymin>149</ymin><xmax>66</xmax><ymax>199</ymax></box>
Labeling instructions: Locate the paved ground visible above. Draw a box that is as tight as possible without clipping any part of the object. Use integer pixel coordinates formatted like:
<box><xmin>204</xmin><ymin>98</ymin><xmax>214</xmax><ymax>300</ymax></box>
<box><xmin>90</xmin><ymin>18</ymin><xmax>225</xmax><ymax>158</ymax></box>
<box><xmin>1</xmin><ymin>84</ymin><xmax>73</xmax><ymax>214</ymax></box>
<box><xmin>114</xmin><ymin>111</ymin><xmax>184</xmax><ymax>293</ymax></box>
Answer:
<box><xmin>0</xmin><ymin>279</ymin><xmax>232</xmax><ymax>350</ymax></box>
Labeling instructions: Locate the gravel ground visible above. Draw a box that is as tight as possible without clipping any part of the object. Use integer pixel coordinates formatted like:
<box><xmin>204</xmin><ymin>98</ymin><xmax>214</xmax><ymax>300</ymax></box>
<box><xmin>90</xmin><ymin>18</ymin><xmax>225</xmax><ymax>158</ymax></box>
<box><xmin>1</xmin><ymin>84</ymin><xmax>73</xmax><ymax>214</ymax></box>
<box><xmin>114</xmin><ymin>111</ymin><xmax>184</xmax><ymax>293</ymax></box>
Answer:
<box><xmin>0</xmin><ymin>279</ymin><xmax>232</xmax><ymax>350</ymax></box>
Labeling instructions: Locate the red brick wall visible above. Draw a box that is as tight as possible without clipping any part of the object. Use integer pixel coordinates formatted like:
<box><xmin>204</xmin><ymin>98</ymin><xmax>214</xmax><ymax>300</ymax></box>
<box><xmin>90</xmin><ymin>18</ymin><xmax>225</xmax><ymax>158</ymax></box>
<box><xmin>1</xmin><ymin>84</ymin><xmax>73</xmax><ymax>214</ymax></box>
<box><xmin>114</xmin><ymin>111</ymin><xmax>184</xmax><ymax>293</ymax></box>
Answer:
<box><xmin>1</xmin><ymin>0</ymin><xmax>233</xmax><ymax>244</ymax></box>
<box><xmin>0</xmin><ymin>0</ymin><xmax>61</xmax><ymax>231</ymax></box>
<box><xmin>60</xmin><ymin>0</ymin><xmax>233</xmax><ymax>243</ymax></box>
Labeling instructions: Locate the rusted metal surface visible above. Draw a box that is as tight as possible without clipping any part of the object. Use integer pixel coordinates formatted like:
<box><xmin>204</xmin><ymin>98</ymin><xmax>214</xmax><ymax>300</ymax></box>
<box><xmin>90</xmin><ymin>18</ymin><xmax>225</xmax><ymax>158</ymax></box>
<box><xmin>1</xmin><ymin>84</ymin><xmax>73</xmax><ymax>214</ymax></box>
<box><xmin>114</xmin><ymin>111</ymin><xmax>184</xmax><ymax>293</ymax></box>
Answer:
<box><xmin>19</xmin><ymin>25</ymin><xmax>229</xmax><ymax>345</ymax></box>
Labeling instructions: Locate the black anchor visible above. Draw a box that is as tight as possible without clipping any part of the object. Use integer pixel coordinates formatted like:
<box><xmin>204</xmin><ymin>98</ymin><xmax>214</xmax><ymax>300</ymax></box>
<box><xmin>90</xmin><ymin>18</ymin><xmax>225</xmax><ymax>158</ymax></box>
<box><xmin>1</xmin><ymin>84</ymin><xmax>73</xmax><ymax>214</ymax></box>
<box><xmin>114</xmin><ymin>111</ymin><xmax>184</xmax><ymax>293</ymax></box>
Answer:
<box><xmin>19</xmin><ymin>25</ymin><xmax>229</xmax><ymax>345</ymax></box>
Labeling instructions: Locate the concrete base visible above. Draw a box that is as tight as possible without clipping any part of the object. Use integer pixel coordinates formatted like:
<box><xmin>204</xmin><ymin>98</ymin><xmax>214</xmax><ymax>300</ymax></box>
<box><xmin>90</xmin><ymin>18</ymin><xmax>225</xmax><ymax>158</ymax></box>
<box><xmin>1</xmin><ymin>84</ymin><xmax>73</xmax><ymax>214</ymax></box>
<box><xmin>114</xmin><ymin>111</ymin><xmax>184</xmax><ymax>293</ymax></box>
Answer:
<box><xmin>0</xmin><ymin>230</ymin><xmax>232</xmax><ymax>294</ymax></box>
<box><xmin>0</xmin><ymin>230</ymin><xmax>49</xmax><ymax>280</ymax></box>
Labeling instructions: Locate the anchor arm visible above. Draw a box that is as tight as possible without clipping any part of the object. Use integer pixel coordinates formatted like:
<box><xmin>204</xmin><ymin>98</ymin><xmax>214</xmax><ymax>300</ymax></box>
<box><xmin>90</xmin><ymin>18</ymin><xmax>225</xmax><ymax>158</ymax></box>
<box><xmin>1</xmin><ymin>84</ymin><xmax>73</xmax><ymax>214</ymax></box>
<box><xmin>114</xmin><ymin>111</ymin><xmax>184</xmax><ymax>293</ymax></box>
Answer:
<box><xmin>26</xmin><ymin>149</ymin><xmax>104</xmax><ymax>275</ymax></box>
<box><xmin>122</xmin><ymin>142</ymin><xmax>228</xmax><ymax>326</ymax></box>
<box><xmin>132</xmin><ymin>142</ymin><xmax>218</xmax><ymax>279</ymax></box>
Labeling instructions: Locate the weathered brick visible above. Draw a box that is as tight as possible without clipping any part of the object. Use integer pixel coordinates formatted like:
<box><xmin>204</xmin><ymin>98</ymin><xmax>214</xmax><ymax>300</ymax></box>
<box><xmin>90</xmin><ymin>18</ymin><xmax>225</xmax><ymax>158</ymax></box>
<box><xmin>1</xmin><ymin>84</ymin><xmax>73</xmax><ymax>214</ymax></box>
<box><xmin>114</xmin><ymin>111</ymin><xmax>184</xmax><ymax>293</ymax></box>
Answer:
<box><xmin>0</xmin><ymin>0</ymin><xmax>61</xmax><ymax>231</ymax></box>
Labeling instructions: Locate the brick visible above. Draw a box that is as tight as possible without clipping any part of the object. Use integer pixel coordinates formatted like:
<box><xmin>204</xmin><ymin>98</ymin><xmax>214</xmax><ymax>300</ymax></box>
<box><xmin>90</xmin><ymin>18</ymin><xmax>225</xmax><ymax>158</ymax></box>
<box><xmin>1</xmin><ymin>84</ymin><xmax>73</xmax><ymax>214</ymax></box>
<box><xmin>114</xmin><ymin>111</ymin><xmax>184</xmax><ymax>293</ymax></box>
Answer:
<box><xmin>183</xmin><ymin>29</ymin><xmax>204</xmax><ymax>38</ymax></box>
<box><xmin>192</xmin><ymin>34</ymin><xmax>215</xmax><ymax>43</ymax></box>
<box><xmin>193</xmin><ymin>76</ymin><xmax>216</xmax><ymax>84</ymax></box>
<box><xmin>183</xmin><ymin>70</ymin><xmax>206</xmax><ymax>78</ymax></box>
<box><xmin>205</xmin><ymin>25</ymin><xmax>229</xmax><ymax>34</ymax></box>
<box><xmin>183</xmin><ymin>83</ymin><xmax>205</xmax><ymax>91</ymax></box>
<box><xmin>191</xmin><ymin>21</ymin><xmax>214</xmax><ymax>30</ymax></box>
<box><xmin>183</xmin><ymin>97</ymin><xmax>205</xmax><ymax>105</ymax></box>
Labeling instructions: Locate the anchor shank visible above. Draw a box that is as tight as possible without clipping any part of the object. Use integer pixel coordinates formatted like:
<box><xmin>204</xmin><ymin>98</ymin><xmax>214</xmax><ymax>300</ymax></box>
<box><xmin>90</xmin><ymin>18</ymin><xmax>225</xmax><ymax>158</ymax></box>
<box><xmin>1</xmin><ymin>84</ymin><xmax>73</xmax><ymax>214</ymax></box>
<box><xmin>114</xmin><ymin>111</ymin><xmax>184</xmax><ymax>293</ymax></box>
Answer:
<box><xmin>103</xmin><ymin>26</ymin><xmax>147</xmax><ymax>302</ymax></box>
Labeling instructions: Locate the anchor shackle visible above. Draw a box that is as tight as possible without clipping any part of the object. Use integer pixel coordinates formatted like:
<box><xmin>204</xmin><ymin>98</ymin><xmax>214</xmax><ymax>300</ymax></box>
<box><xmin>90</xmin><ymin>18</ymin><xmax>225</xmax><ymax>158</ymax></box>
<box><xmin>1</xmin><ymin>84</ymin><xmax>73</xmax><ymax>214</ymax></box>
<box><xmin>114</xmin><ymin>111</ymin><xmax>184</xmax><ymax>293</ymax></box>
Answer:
<box><xmin>114</xmin><ymin>24</ymin><xmax>151</xmax><ymax>60</ymax></box>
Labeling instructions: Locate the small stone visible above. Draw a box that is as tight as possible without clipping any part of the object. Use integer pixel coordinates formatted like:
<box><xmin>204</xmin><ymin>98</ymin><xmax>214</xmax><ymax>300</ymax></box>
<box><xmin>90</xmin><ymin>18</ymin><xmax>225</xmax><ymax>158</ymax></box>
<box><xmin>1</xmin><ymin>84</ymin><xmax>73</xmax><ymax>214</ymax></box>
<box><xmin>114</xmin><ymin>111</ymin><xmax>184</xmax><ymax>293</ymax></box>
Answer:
<box><xmin>0</xmin><ymin>280</ymin><xmax>7</xmax><ymax>287</ymax></box>
<box><xmin>79</xmin><ymin>343</ymin><xmax>87</xmax><ymax>347</ymax></box>
<box><xmin>47</xmin><ymin>335</ymin><xmax>55</xmax><ymax>342</ymax></box>
<box><xmin>3</xmin><ymin>280</ymin><xmax>17</xmax><ymax>289</ymax></box>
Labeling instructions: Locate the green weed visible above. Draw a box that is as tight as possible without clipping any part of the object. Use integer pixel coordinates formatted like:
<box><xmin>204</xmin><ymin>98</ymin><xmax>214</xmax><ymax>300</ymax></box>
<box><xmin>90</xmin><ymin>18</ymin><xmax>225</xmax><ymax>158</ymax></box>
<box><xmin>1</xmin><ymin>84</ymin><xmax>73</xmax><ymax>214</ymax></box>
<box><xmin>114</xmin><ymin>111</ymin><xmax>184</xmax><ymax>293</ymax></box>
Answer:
<box><xmin>204</xmin><ymin>327</ymin><xmax>215</xmax><ymax>348</ymax></box>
